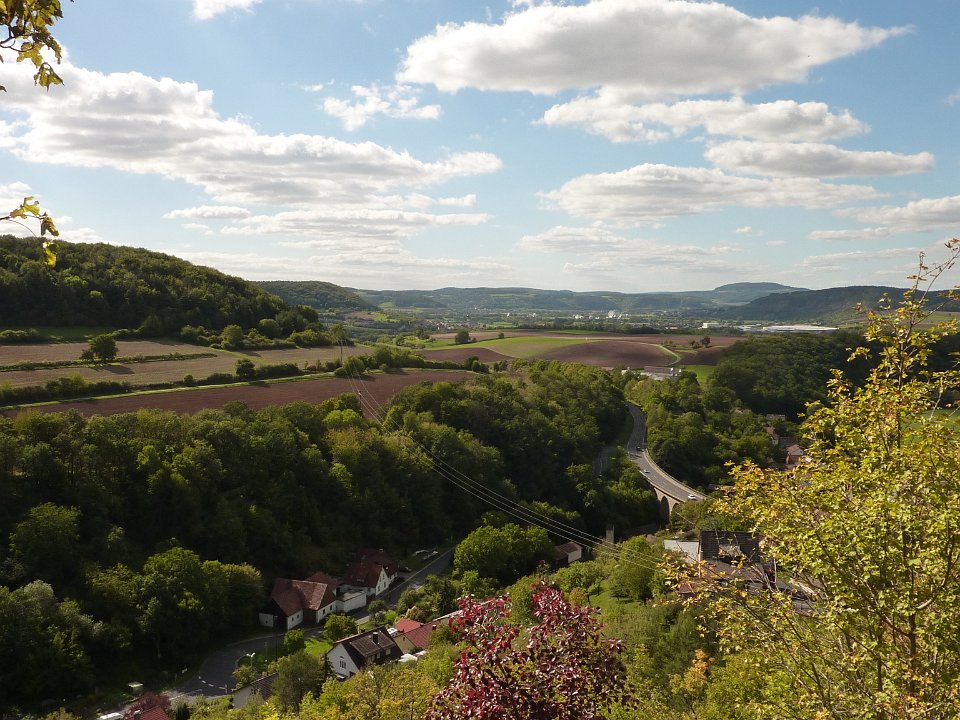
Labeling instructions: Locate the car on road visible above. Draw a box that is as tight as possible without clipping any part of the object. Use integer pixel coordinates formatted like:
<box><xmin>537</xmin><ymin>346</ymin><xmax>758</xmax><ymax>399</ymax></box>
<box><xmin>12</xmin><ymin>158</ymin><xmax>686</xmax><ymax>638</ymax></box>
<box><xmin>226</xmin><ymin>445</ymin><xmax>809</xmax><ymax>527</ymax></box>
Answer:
<box><xmin>687</xmin><ymin>494</ymin><xmax>697</xmax><ymax>500</ymax></box>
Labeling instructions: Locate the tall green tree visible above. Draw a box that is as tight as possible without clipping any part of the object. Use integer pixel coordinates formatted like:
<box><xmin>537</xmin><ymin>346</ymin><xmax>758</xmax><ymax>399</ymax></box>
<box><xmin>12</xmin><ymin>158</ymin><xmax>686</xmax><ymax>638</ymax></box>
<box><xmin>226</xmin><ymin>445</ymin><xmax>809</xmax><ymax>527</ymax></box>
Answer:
<box><xmin>704</xmin><ymin>246</ymin><xmax>960</xmax><ymax>719</ymax></box>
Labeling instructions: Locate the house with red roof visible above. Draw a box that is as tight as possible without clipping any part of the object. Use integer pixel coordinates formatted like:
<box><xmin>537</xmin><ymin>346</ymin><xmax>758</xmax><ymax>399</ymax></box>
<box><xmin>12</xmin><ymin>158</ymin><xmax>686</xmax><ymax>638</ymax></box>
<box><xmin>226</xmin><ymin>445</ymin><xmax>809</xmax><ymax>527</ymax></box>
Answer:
<box><xmin>258</xmin><ymin>577</ymin><xmax>338</xmax><ymax>630</ymax></box>
<box><xmin>341</xmin><ymin>548</ymin><xmax>398</xmax><ymax>597</ymax></box>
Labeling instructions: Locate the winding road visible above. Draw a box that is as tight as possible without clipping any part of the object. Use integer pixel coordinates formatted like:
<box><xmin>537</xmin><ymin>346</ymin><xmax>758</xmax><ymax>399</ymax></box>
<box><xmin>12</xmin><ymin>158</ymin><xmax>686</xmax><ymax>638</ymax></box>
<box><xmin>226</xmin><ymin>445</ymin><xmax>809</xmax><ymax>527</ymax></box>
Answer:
<box><xmin>625</xmin><ymin>403</ymin><xmax>706</xmax><ymax>506</ymax></box>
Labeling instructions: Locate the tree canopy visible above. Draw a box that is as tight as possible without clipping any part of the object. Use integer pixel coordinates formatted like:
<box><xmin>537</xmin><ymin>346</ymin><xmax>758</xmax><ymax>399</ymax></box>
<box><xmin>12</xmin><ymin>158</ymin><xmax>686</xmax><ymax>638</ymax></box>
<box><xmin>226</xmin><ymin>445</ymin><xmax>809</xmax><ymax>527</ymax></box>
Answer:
<box><xmin>698</xmin><ymin>247</ymin><xmax>960</xmax><ymax>719</ymax></box>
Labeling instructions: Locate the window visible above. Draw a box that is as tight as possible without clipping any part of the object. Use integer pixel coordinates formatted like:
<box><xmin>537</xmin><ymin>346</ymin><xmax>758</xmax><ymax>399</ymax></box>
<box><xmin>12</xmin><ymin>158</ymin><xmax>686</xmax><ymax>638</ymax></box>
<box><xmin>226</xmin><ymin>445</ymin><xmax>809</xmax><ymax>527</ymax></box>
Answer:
<box><xmin>340</xmin><ymin>659</ymin><xmax>346</xmax><ymax>669</ymax></box>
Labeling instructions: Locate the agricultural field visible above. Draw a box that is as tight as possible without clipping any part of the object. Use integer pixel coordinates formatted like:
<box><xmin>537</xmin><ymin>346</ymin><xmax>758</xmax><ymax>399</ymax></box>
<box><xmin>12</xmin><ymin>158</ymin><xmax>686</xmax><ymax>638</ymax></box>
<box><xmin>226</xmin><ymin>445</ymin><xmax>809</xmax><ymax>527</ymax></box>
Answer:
<box><xmin>1</xmin><ymin>370</ymin><xmax>474</xmax><ymax>419</ymax></box>
<box><xmin>424</xmin><ymin>331</ymin><xmax>741</xmax><ymax>369</ymax></box>
<box><xmin>0</xmin><ymin>341</ymin><xmax>372</xmax><ymax>389</ymax></box>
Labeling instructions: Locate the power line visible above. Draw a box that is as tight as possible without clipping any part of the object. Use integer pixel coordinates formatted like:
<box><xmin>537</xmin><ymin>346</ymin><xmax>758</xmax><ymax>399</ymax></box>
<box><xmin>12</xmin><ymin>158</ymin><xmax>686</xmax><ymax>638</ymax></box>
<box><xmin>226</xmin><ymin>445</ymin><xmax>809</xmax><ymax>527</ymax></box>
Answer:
<box><xmin>339</xmin><ymin>358</ymin><xmax>666</xmax><ymax>573</ymax></box>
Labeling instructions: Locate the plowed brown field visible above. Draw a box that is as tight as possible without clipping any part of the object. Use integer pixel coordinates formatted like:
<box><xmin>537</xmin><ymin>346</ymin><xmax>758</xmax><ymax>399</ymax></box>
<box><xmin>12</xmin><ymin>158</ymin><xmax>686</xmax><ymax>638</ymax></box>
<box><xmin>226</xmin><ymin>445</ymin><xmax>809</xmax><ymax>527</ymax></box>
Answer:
<box><xmin>538</xmin><ymin>340</ymin><xmax>673</xmax><ymax>366</ymax></box>
<box><xmin>0</xmin><ymin>342</ymin><xmax>371</xmax><ymax>389</ymax></box>
<box><xmin>2</xmin><ymin>370</ymin><xmax>473</xmax><ymax>419</ymax></box>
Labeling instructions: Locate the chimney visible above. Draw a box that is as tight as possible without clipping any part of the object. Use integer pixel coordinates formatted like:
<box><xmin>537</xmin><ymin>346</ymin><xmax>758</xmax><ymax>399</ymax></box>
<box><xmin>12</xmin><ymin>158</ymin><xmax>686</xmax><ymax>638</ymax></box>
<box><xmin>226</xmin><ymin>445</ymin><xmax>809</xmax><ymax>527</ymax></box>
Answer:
<box><xmin>372</xmin><ymin>631</ymin><xmax>379</xmax><ymax>644</ymax></box>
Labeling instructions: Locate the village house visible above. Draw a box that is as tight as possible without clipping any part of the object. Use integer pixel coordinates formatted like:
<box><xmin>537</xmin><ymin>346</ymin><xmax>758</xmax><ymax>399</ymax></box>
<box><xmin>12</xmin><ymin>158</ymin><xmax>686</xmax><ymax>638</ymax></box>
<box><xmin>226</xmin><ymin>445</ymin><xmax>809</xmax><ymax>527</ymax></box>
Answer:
<box><xmin>553</xmin><ymin>540</ymin><xmax>583</xmax><ymax>568</ymax></box>
<box><xmin>340</xmin><ymin>548</ymin><xmax>399</xmax><ymax>598</ymax></box>
<box><xmin>258</xmin><ymin>577</ymin><xmax>337</xmax><ymax>630</ymax></box>
<box><xmin>327</xmin><ymin>627</ymin><xmax>402</xmax><ymax>679</ymax></box>
<box><xmin>258</xmin><ymin>569</ymin><xmax>368</xmax><ymax>629</ymax></box>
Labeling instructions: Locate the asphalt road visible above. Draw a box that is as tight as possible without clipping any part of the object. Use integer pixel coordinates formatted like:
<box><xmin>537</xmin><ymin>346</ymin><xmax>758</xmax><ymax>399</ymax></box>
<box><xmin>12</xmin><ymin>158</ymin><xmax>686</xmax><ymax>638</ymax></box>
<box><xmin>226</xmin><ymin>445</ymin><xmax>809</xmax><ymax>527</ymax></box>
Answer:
<box><xmin>625</xmin><ymin>403</ymin><xmax>706</xmax><ymax>502</ymax></box>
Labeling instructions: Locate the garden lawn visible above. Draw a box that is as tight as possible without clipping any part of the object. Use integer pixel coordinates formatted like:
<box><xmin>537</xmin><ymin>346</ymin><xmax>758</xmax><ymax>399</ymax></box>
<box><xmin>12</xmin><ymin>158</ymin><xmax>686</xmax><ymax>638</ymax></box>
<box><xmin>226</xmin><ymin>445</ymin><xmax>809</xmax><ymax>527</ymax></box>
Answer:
<box><xmin>305</xmin><ymin>636</ymin><xmax>332</xmax><ymax>658</ymax></box>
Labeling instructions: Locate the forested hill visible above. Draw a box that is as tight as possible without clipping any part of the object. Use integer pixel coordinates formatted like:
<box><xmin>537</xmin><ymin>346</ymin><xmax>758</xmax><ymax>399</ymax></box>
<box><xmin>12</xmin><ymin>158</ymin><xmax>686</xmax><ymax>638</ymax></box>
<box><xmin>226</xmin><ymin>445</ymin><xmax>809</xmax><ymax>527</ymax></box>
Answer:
<box><xmin>727</xmin><ymin>285</ymin><xmax>921</xmax><ymax>323</ymax></box>
<box><xmin>354</xmin><ymin>281</ymin><xmax>805</xmax><ymax>313</ymax></box>
<box><xmin>0</xmin><ymin>235</ymin><xmax>287</xmax><ymax>331</ymax></box>
<box><xmin>257</xmin><ymin>279</ymin><xmax>372</xmax><ymax>312</ymax></box>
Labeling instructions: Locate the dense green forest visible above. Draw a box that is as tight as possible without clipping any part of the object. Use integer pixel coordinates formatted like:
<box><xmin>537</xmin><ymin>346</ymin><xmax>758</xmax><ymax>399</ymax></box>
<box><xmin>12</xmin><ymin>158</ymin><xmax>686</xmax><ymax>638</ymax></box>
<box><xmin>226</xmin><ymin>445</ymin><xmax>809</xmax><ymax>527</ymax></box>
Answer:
<box><xmin>0</xmin><ymin>361</ymin><xmax>646</xmax><ymax>713</ymax></box>
<box><xmin>708</xmin><ymin>330</ymin><xmax>873</xmax><ymax>417</ymax></box>
<box><xmin>0</xmin><ymin>236</ymin><xmax>287</xmax><ymax>331</ymax></box>
<box><xmin>727</xmin><ymin>284</ymin><xmax>919</xmax><ymax>323</ymax></box>
<box><xmin>256</xmin><ymin>281</ymin><xmax>372</xmax><ymax>313</ymax></box>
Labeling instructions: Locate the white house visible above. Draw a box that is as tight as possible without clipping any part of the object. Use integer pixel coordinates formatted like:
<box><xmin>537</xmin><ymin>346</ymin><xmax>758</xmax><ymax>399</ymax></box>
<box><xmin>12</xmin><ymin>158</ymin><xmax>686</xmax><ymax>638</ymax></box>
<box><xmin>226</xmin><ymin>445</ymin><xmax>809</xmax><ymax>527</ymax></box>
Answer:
<box><xmin>327</xmin><ymin>627</ymin><xmax>402</xmax><ymax>679</ymax></box>
<box><xmin>258</xmin><ymin>578</ymin><xmax>337</xmax><ymax>629</ymax></box>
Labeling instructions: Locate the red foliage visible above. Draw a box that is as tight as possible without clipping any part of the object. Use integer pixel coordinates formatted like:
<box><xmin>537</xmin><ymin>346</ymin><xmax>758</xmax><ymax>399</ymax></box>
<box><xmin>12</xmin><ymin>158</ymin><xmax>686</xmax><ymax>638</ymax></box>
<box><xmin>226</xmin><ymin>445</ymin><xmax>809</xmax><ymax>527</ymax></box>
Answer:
<box><xmin>426</xmin><ymin>582</ymin><xmax>631</xmax><ymax>720</ymax></box>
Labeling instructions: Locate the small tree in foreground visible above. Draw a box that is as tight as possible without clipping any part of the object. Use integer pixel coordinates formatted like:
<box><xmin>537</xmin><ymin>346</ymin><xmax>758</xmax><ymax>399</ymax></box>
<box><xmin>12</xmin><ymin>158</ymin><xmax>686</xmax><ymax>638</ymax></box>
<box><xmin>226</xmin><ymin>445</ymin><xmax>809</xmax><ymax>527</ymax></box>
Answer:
<box><xmin>426</xmin><ymin>582</ymin><xmax>632</xmax><ymax>720</ymax></box>
<box><xmin>700</xmin><ymin>242</ymin><xmax>960</xmax><ymax>720</ymax></box>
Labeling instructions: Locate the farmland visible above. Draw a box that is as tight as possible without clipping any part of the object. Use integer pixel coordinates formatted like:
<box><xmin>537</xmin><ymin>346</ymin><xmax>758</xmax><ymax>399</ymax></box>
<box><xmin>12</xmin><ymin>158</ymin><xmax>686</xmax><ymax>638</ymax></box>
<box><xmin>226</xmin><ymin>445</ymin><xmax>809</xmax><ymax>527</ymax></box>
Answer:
<box><xmin>0</xmin><ymin>341</ymin><xmax>372</xmax><ymax>389</ymax></box>
<box><xmin>423</xmin><ymin>331</ymin><xmax>740</xmax><ymax>368</ymax></box>
<box><xmin>0</xmin><ymin>331</ymin><xmax>742</xmax><ymax>418</ymax></box>
<box><xmin>1</xmin><ymin>370</ymin><xmax>474</xmax><ymax>419</ymax></box>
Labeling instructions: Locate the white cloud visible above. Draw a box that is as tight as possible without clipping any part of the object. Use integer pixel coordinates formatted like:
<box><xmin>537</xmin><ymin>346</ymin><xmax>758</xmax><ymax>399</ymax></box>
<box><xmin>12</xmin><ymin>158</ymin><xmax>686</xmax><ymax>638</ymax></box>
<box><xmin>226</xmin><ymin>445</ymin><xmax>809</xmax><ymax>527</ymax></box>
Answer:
<box><xmin>736</xmin><ymin>226</ymin><xmax>753</xmax><ymax>234</ymax></box>
<box><xmin>839</xmin><ymin>195</ymin><xmax>960</xmax><ymax>232</ymax></box>
<box><xmin>518</xmin><ymin>226</ymin><xmax>747</xmax><ymax>277</ymax></box>
<box><xmin>947</xmin><ymin>89</ymin><xmax>960</xmax><ymax>106</ymax></box>
<box><xmin>192</xmin><ymin>0</ymin><xmax>261</xmax><ymax>21</ymax></box>
<box><xmin>519</xmin><ymin>226</ymin><xmax>630</xmax><ymax>253</ymax></box>
<box><xmin>542</xmin><ymin>164</ymin><xmax>880</xmax><ymax>225</ymax></box>
<box><xmin>57</xmin><ymin>226</ymin><xmax>108</xmax><ymax>244</ymax></box>
<box><xmin>541</xmin><ymin>97</ymin><xmax>868</xmax><ymax>143</ymax></box>
<box><xmin>401</xmin><ymin>193</ymin><xmax>477</xmax><ymax>209</ymax></box>
<box><xmin>182</xmin><ymin>223</ymin><xmax>212</xmax><ymax>232</ymax></box>
<box><xmin>400</xmin><ymin>0</ymin><xmax>905</xmax><ymax>100</ymax></box>
<box><xmin>809</xmin><ymin>227</ymin><xmax>895</xmax><ymax>241</ymax></box>
<box><xmin>766</xmin><ymin>240</ymin><xmax>786</xmax><ymax>246</ymax></box>
<box><xmin>0</xmin><ymin>60</ymin><xmax>500</xmax><ymax>243</ymax></box>
<box><xmin>164</xmin><ymin>205</ymin><xmax>252</xmax><ymax>220</ymax></box>
<box><xmin>0</xmin><ymin>181</ymin><xmax>33</xmax><ymax>211</ymax></box>
<box><xmin>799</xmin><ymin>247</ymin><xmax>919</xmax><ymax>272</ymax></box>
<box><xmin>322</xmin><ymin>83</ymin><xmax>442</xmax><ymax>130</ymax></box>
<box><xmin>222</xmin><ymin>207</ymin><xmax>491</xmax><ymax>243</ymax></box>
<box><xmin>168</xmin><ymin>247</ymin><xmax>516</xmax><ymax>285</ymax></box>
<box><xmin>812</xmin><ymin>195</ymin><xmax>960</xmax><ymax>240</ymax></box>
<box><xmin>706</xmin><ymin>141</ymin><xmax>934</xmax><ymax>177</ymax></box>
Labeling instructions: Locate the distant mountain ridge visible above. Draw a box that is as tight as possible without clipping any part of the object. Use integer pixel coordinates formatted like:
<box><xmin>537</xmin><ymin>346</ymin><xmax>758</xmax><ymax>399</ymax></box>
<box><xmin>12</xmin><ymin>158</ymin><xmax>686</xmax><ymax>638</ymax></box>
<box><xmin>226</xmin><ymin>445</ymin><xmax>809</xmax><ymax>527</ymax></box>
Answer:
<box><xmin>727</xmin><ymin>285</ymin><xmax>917</xmax><ymax>323</ymax></box>
<box><xmin>256</xmin><ymin>279</ymin><xmax>952</xmax><ymax>324</ymax></box>
<box><xmin>350</xmin><ymin>282</ymin><xmax>807</xmax><ymax>313</ymax></box>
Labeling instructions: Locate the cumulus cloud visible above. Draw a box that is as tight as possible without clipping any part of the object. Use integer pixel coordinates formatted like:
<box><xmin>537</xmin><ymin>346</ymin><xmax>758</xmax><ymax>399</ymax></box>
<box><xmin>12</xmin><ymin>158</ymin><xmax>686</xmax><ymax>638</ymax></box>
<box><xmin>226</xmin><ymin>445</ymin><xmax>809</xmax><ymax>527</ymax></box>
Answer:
<box><xmin>542</xmin><ymin>164</ymin><xmax>881</xmax><ymax>225</ymax></box>
<box><xmin>517</xmin><ymin>226</ymin><xmax>748</xmax><ymax>278</ymax></box>
<box><xmin>400</xmin><ymin>0</ymin><xmax>905</xmax><ymax>100</ymax></box>
<box><xmin>164</xmin><ymin>205</ymin><xmax>252</xmax><ymax>220</ymax></box>
<box><xmin>192</xmin><ymin>0</ymin><xmax>261</xmax><ymax>21</ymax></box>
<box><xmin>0</xmin><ymin>59</ymin><xmax>500</xmax><ymax>245</ymax></box>
<box><xmin>322</xmin><ymin>83</ymin><xmax>442</xmax><ymax>130</ymax></box>
<box><xmin>812</xmin><ymin>195</ymin><xmax>960</xmax><ymax>240</ymax></box>
<box><xmin>169</xmin><ymin>246</ymin><xmax>516</xmax><ymax>285</ymax></box>
<box><xmin>519</xmin><ymin>226</ymin><xmax>630</xmax><ymax>253</ymax></box>
<box><xmin>705</xmin><ymin>141</ymin><xmax>934</xmax><ymax>177</ymax></box>
<box><xmin>736</xmin><ymin>226</ymin><xmax>753</xmax><ymax>234</ymax></box>
<box><xmin>222</xmin><ymin>207</ymin><xmax>491</xmax><ymax>243</ymax></box>
<box><xmin>0</xmin><ymin>181</ymin><xmax>33</xmax><ymax>211</ymax></box>
<box><xmin>799</xmin><ymin>247</ymin><xmax>918</xmax><ymax>272</ymax></box>
<box><xmin>541</xmin><ymin>97</ymin><xmax>868</xmax><ymax>143</ymax></box>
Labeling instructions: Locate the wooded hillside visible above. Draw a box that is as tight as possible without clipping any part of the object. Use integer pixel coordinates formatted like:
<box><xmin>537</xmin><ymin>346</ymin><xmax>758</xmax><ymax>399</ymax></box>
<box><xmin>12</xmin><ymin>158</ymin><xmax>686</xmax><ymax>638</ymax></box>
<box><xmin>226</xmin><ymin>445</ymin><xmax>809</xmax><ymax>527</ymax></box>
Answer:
<box><xmin>0</xmin><ymin>236</ymin><xmax>287</xmax><ymax>331</ymax></box>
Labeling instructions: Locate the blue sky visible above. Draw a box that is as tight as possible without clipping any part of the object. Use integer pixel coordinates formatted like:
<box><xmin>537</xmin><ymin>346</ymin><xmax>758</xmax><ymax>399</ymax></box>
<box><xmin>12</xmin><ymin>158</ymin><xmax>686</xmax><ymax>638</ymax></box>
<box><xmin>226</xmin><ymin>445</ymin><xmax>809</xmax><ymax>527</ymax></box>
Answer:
<box><xmin>2</xmin><ymin>0</ymin><xmax>959</xmax><ymax>292</ymax></box>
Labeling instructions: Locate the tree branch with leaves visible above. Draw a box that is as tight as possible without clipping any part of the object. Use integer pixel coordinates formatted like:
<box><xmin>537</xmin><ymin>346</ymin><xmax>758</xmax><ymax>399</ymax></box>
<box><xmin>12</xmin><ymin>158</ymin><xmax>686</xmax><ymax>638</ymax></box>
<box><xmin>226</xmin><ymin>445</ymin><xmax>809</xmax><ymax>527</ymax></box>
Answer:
<box><xmin>686</xmin><ymin>240</ymin><xmax>960</xmax><ymax>720</ymax></box>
